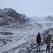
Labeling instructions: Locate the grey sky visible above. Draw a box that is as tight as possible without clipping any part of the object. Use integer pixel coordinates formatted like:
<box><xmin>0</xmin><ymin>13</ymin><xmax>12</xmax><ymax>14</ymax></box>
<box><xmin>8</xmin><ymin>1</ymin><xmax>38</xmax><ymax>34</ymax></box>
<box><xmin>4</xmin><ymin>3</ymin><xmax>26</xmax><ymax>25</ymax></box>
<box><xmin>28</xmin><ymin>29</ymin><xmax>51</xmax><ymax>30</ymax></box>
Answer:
<box><xmin>0</xmin><ymin>0</ymin><xmax>53</xmax><ymax>17</ymax></box>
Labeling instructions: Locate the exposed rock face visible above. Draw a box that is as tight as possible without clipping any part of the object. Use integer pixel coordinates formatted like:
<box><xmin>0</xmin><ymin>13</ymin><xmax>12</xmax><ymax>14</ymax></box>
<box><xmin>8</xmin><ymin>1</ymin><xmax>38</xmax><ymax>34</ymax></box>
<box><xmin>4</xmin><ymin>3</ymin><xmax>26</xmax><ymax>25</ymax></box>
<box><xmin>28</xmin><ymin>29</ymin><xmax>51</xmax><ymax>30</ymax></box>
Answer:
<box><xmin>0</xmin><ymin>8</ymin><xmax>29</xmax><ymax>26</ymax></box>
<box><xmin>42</xmin><ymin>28</ymin><xmax>53</xmax><ymax>36</ymax></box>
<box><xmin>42</xmin><ymin>28</ymin><xmax>53</xmax><ymax>43</ymax></box>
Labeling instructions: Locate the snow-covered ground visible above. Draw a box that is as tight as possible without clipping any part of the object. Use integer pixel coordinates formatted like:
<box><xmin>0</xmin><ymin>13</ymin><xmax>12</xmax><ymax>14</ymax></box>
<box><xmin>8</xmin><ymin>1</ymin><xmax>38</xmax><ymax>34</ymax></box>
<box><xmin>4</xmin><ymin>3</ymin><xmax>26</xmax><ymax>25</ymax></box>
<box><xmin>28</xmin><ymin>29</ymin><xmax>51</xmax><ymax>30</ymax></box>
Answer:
<box><xmin>0</xmin><ymin>17</ymin><xmax>53</xmax><ymax>53</ymax></box>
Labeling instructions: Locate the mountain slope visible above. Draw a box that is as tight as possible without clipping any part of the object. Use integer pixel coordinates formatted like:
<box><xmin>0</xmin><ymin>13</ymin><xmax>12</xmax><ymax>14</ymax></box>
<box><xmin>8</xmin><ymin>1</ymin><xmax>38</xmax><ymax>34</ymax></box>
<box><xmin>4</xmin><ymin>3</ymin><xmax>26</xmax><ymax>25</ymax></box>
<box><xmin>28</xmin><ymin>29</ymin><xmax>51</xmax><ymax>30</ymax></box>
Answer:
<box><xmin>0</xmin><ymin>8</ymin><xmax>29</xmax><ymax>26</ymax></box>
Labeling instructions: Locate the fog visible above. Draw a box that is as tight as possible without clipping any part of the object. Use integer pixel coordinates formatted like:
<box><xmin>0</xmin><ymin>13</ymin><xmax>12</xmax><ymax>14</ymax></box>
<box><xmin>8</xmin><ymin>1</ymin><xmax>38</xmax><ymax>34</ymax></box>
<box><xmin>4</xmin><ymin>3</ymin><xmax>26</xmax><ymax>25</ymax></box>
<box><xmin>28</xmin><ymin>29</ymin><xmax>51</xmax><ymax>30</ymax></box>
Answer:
<box><xmin>0</xmin><ymin>0</ymin><xmax>53</xmax><ymax>17</ymax></box>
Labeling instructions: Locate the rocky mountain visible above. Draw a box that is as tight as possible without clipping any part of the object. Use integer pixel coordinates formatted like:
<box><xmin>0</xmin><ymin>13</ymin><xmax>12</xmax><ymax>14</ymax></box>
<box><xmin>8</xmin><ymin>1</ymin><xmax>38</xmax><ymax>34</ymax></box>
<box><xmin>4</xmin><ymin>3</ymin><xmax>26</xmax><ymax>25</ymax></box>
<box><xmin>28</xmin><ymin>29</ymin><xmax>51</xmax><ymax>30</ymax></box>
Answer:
<box><xmin>0</xmin><ymin>8</ymin><xmax>29</xmax><ymax>26</ymax></box>
<box><xmin>46</xmin><ymin>16</ymin><xmax>53</xmax><ymax>21</ymax></box>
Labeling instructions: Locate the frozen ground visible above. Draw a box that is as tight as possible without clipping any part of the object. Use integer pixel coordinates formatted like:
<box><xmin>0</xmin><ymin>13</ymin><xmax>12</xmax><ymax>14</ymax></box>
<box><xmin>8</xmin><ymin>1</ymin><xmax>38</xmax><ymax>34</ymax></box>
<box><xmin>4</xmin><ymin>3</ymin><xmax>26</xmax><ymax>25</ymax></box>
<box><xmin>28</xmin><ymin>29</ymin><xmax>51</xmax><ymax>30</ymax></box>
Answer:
<box><xmin>0</xmin><ymin>18</ymin><xmax>53</xmax><ymax>53</ymax></box>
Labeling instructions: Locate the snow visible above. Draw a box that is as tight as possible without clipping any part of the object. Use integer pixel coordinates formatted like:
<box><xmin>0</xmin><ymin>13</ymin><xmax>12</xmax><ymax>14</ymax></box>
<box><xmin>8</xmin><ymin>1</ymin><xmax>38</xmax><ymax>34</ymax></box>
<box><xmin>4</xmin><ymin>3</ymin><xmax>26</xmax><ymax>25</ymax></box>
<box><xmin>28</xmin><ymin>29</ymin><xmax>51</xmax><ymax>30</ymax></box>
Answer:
<box><xmin>0</xmin><ymin>17</ymin><xmax>53</xmax><ymax>53</ymax></box>
<box><xmin>0</xmin><ymin>39</ymin><xmax>27</xmax><ymax>53</ymax></box>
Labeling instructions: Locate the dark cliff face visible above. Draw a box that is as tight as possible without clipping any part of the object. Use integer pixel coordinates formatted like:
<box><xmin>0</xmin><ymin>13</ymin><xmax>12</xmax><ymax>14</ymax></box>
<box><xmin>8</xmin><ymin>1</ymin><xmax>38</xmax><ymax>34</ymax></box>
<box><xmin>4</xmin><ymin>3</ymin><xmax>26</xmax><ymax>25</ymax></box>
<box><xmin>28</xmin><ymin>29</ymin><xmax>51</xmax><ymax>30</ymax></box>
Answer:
<box><xmin>0</xmin><ymin>8</ymin><xmax>29</xmax><ymax>26</ymax></box>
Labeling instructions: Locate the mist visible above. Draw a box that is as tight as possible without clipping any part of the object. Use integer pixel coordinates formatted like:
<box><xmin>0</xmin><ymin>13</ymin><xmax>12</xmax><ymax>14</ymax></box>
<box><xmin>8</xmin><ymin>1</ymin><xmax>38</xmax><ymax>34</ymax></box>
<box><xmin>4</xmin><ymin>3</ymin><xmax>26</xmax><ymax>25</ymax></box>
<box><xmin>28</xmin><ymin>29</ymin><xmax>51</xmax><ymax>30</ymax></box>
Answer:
<box><xmin>0</xmin><ymin>0</ymin><xmax>53</xmax><ymax>17</ymax></box>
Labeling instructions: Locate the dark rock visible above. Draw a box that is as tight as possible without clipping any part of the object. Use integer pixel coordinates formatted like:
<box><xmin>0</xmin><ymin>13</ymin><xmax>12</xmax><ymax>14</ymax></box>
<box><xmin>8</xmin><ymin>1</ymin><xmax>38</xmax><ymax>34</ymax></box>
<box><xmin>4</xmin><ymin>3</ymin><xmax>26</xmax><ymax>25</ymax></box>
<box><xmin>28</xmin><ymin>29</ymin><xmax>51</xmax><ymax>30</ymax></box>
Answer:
<box><xmin>42</xmin><ymin>28</ymin><xmax>53</xmax><ymax>36</ymax></box>
<box><xmin>0</xmin><ymin>8</ymin><xmax>29</xmax><ymax>26</ymax></box>
<box><xmin>41</xmin><ymin>28</ymin><xmax>53</xmax><ymax>43</ymax></box>
<box><xmin>0</xmin><ymin>32</ymin><xmax>13</xmax><ymax>35</ymax></box>
<box><xmin>45</xmin><ymin>16</ymin><xmax>53</xmax><ymax>21</ymax></box>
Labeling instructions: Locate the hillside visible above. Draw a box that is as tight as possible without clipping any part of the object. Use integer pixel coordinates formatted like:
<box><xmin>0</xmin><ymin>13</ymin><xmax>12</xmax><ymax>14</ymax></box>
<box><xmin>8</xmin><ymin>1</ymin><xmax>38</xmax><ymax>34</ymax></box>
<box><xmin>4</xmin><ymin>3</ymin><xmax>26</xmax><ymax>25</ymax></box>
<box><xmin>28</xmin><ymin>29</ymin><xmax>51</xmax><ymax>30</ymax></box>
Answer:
<box><xmin>0</xmin><ymin>8</ymin><xmax>29</xmax><ymax>26</ymax></box>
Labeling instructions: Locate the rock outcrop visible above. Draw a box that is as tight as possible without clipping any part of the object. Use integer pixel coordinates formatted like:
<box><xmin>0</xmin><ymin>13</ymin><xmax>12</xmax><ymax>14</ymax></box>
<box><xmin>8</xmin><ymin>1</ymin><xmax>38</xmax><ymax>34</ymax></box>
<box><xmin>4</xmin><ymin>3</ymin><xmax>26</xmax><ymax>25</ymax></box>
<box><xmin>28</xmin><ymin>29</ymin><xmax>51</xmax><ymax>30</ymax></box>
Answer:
<box><xmin>0</xmin><ymin>8</ymin><xmax>29</xmax><ymax>26</ymax></box>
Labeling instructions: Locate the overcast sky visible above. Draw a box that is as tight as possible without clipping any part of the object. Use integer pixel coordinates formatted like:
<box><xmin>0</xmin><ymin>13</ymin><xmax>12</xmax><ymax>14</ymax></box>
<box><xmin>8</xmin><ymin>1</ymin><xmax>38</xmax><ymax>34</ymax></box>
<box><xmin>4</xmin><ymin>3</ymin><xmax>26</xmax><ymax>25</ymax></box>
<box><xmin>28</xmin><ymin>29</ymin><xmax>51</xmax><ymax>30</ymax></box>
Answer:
<box><xmin>0</xmin><ymin>0</ymin><xmax>53</xmax><ymax>17</ymax></box>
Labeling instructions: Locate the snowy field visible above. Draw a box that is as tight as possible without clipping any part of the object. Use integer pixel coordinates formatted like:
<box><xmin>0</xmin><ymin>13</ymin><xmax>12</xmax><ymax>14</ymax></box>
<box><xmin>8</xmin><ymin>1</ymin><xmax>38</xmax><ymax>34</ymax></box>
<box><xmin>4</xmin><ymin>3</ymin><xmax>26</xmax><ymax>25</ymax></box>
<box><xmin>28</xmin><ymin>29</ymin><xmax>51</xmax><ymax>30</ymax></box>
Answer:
<box><xmin>0</xmin><ymin>18</ymin><xmax>53</xmax><ymax>53</ymax></box>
